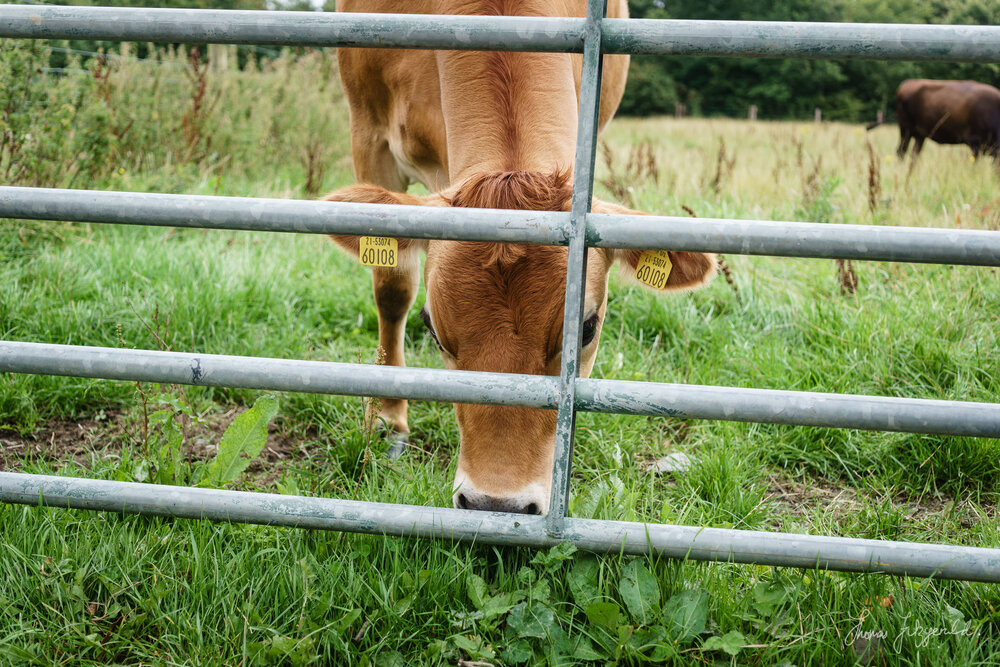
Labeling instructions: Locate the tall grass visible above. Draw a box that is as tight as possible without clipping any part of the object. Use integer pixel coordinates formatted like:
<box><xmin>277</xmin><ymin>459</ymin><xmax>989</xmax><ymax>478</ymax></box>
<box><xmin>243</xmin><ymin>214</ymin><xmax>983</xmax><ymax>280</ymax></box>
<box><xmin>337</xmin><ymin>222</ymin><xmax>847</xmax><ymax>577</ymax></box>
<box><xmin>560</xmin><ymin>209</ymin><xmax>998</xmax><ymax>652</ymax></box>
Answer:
<box><xmin>2</xmin><ymin>47</ymin><xmax>1000</xmax><ymax>664</ymax></box>
<box><xmin>0</xmin><ymin>40</ymin><xmax>351</xmax><ymax>196</ymax></box>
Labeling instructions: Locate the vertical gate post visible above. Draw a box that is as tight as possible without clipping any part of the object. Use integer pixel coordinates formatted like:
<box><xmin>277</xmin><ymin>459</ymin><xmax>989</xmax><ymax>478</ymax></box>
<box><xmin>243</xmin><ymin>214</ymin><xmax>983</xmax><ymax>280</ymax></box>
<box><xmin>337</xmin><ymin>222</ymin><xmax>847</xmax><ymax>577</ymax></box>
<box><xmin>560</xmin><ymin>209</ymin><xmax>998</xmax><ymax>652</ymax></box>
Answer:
<box><xmin>547</xmin><ymin>0</ymin><xmax>606</xmax><ymax>534</ymax></box>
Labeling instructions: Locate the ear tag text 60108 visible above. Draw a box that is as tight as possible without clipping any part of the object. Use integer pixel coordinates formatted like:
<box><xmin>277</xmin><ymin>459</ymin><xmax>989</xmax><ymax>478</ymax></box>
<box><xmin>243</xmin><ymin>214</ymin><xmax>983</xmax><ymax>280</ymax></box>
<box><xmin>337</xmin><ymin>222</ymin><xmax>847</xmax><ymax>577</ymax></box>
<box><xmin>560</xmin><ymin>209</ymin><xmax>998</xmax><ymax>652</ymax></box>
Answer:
<box><xmin>359</xmin><ymin>236</ymin><xmax>398</xmax><ymax>268</ymax></box>
<box><xmin>634</xmin><ymin>250</ymin><xmax>673</xmax><ymax>289</ymax></box>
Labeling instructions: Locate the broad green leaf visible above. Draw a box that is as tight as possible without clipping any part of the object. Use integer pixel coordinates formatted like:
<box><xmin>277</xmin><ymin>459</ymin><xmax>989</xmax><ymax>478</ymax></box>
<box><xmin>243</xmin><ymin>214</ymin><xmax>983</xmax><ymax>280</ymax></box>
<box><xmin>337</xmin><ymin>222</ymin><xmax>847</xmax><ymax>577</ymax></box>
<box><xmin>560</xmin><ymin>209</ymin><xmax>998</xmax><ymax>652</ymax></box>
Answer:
<box><xmin>132</xmin><ymin>459</ymin><xmax>150</xmax><ymax>482</ymax></box>
<box><xmin>507</xmin><ymin>602</ymin><xmax>555</xmax><ymax>639</ymax></box>
<box><xmin>374</xmin><ymin>650</ymin><xmax>405</xmax><ymax>667</ymax></box>
<box><xmin>501</xmin><ymin>639</ymin><xmax>534</xmax><ymax>664</ymax></box>
<box><xmin>335</xmin><ymin>608</ymin><xmax>362</xmax><ymax>634</ymax></box>
<box><xmin>619</xmin><ymin>560</ymin><xmax>661</xmax><ymax>625</ymax></box>
<box><xmin>467</xmin><ymin>573</ymin><xmax>488</xmax><ymax>610</ymax></box>
<box><xmin>267</xmin><ymin>634</ymin><xmax>314</xmax><ymax>664</ymax></box>
<box><xmin>451</xmin><ymin>610</ymin><xmax>483</xmax><ymax>629</ymax></box>
<box><xmin>451</xmin><ymin>634</ymin><xmax>495</xmax><ymax>661</ymax></box>
<box><xmin>663</xmin><ymin>589</ymin><xmax>708</xmax><ymax>643</ymax></box>
<box><xmin>572</xmin><ymin>475</ymin><xmax>628</xmax><ymax>518</ymax></box>
<box><xmin>277</xmin><ymin>476</ymin><xmax>300</xmax><ymax>496</ymax></box>
<box><xmin>423</xmin><ymin>639</ymin><xmax>451</xmax><ymax>660</ymax></box>
<box><xmin>944</xmin><ymin>604</ymin><xmax>971</xmax><ymax>633</ymax></box>
<box><xmin>202</xmin><ymin>395</ymin><xmax>278</xmax><ymax>487</ymax></box>
<box><xmin>571</xmin><ymin>482</ymin><xmax>602</xmax><ymax>518</ymax></box>
<box><xmin>393</xmin><ymin>591</ymin><xmax>415</xmax><ymax>616</ymax></box>
<box><xmin>944</xmin><ymin>604</ymin><xmax>965</xmax><ymax>624</ymax></box>
<box><xmin>568</xmin><ymin>558</ymin><xmax>602</xmax><ymax>608</ymax></box>
<box><xmin>548</xmin><ymin>628</ymin><xmax>574</xmax><ymax>661</ymax></box>
<box><xmin>571</xmin><ymin>636</ymin><xmax>606</xmax><ymax>660</ymax></box>
<box><xmin>481</xmin><ymin>591</ymin><xmax>524</xmax><ymax>620</ymax></box>
<box><xmin>530</xmin><ymin>541</ymin><xmax>578</xmax><ymax>570</ymax></box>
<box><xmin>148</xmin><ymin>408</ymin><xmax>174</xmax><ymax>425</ymax></box>
<box><xmin>628</xmin><ymin>625</ymin><xmax>668</xmax><ymax>657</ymax></box>
<box><xmin>451</xmin><ymin>635</ymin><xmax>481</xmax><ymax>652</ymax></box>
<box><xmin>530</xmin><ymin>578</ymin><xmax>551</xmax><ymax>603</ymax></box>
<box><xmin>648</xmin><ymin>643</ymin><xmax>679</xmax><ymax>661</ymax></box>
<box><xmin>585</xmin><ymin>601</ymin><xmax>621</xmax><ymax>630</ymax></box>
<box><xmin>703</xmin><ymin>630</ymin><xmax>746</xmax><ymax>656</ymax></box>
<box><xmin>155</xmin><ymin>412</ymin><xmax>185</xmax><ymax>485</ymax></box>
<box><xmin>753</xmin><ymin>581</ymin><xmax>791</xmax><ymax>616</ymax></box>
<box><xmin>506</xmin><ymin>602</ymin><xmax>532</xmax><ymax>637</ymax></box>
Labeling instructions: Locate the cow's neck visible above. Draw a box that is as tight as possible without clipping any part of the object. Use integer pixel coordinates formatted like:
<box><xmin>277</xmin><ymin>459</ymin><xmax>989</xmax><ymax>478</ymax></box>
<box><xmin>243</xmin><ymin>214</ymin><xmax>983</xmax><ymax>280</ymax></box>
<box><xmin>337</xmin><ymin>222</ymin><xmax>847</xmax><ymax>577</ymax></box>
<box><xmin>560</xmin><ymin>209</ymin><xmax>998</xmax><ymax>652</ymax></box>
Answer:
<box><xmin>435</xmin><ymin>38</ymin><xmax>578</xmax><ymax>182</ymax></box>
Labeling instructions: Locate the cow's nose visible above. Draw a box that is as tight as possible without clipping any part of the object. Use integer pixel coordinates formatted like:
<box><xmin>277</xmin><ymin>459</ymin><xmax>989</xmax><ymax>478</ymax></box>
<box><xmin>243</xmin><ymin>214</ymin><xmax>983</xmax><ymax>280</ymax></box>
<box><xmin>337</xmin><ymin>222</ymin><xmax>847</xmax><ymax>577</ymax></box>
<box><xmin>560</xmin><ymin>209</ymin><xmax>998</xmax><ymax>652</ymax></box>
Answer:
<box><xmin>454</xmin><ymin>488</ymin><xmax>545</xmax><ymax>515</ymax></box>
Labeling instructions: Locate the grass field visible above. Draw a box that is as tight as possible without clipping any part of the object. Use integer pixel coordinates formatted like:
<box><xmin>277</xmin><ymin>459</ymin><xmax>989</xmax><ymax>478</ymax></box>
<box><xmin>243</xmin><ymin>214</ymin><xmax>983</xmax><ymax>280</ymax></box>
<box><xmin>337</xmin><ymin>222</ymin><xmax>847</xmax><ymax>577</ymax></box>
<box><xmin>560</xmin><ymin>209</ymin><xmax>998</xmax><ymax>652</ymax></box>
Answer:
<box><xmin>2</xmin><ymin>46</ymin><xmax>1000</xmax><ymax>664</ymax></box>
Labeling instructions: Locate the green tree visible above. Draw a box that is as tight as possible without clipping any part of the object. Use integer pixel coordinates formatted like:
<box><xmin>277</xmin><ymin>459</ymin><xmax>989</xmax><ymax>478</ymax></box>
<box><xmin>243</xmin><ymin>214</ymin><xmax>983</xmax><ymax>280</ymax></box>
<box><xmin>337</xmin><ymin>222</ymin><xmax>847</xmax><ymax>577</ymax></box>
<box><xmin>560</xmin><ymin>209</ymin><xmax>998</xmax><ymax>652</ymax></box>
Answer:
<box><xmin>619</xmin><ymin>0</ymin><xmax>1000</xmax><ymax>120</ymax></box>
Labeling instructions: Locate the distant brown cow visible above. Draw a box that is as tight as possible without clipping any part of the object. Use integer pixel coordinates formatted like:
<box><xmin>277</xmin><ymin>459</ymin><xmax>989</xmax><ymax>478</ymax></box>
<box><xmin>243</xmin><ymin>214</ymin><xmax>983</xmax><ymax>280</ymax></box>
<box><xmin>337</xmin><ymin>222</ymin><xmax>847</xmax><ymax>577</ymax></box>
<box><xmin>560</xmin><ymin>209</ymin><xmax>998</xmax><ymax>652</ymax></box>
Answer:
<box><xmin>875</xmin><ymin>79</ymin><xmax>1000</xmax><ymax>160</ymax></box>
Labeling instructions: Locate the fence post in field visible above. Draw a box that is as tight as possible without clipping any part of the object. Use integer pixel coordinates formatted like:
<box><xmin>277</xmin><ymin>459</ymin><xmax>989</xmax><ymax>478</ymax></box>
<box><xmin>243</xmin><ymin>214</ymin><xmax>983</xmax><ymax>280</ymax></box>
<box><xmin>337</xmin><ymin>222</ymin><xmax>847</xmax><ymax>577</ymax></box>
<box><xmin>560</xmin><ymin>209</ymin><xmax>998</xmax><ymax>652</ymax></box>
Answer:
<box><xmin>749</xmin><ymin>104</ymin><xmax>757</xmax><ymax>121</ymax></box>
<box><xmin>814</xmin><ymin>107</ymin><xmax>822</xmax><ymax>122</ymax></box>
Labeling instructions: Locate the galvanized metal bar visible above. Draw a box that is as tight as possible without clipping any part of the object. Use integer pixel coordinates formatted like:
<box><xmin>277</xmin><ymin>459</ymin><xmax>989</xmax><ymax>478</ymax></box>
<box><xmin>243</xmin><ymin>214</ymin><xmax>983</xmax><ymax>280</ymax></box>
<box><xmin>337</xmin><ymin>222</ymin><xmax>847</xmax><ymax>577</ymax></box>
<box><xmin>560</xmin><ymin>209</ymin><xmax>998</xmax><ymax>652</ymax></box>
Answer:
<box><xmin>0</xmin><ymin>5</ymin><xmax>585</xmax><ymax>52</ymax></box>
<box><xmin>0</xmin><ymin>187</ymin><xmax>569</xmax><ymax>246</ymax></box>
<box><xmin>3</xmin><ymin>341</ymin><xmax>998</xmax><ymax>438</ymax></box>
<box><xmin>0</xmin><ymin>341</ymin><xmax>560</xmax><ymax>409</ymax></box>
<box><xmin>603</xmin><ymin>18</ymin><xmax>1000</xmax><ymax>61</ymax></box>
<box><xmin>3</xmin><ymin>472</ymin><xmax>1000</xmax><ymax>582</ymax></box>
<box><xmin>587</xmin><ymin>213</ymin><xmax>1000</xmax><ymax>266</ymax></box>
<box><xmin>6</xmin><ymin>187</ymin><xmax>1000</xmax><ymax>266</ymax></box>
<box><xmin>3</xmin><ymin>6</ymin><xmax>999</xmax><ymax>63</ymax></box>
<box><xmin>548</xmin><ymin>0</ymin><xmax>605</xmax><ymax>534</ymax></box>
<box><xmin>575</xmin><ymin>379</ymin><xmax>1000</xmax><ymax>438</ymax></box>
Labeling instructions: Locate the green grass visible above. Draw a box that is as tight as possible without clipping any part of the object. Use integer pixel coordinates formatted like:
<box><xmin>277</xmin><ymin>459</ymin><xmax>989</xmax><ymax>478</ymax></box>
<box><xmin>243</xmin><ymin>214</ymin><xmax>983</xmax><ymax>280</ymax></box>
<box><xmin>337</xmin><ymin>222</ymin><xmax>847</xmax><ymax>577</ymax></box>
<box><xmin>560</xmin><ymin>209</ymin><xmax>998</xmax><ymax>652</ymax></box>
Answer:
<box><xmin>3</xmin><ymin>72</ymin><xmax>1000</xmax><ymax>665</ymax></box>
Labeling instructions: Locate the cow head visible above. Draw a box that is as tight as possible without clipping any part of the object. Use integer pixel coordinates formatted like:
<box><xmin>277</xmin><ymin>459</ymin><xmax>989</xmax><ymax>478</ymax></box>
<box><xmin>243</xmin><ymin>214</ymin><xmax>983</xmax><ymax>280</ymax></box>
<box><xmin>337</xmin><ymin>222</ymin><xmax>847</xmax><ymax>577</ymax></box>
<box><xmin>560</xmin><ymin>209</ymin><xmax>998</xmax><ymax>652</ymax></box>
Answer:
<box><xmin>326</xmin><ymin>170</ymin><xmax>715</xmax><ymax>514</ymax></box>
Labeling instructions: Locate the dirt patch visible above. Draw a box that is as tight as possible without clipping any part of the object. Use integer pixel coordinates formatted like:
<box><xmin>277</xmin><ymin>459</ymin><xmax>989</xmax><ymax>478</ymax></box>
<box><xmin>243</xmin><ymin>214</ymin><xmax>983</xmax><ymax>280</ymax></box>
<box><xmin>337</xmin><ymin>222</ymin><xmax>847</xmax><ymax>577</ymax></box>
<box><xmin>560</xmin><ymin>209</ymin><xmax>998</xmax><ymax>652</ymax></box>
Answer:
<box><xmin>765</xmin><ymin>472</ymin><xmax>862</xmax><ymax>519</ymax></box>
<box><xmin>0</xmin><ymin>408</ymin><xmax>321</xmax><ymax>488</ymax></box>
<box><xmin>764</xmin><ymin>471</ymin><xmax>991</xmax><ymax>530</ymax></box>
<box><xmin>1</xmin><ymin>412</ymin><xmax>127</xmax><ymax>471</ymax></box>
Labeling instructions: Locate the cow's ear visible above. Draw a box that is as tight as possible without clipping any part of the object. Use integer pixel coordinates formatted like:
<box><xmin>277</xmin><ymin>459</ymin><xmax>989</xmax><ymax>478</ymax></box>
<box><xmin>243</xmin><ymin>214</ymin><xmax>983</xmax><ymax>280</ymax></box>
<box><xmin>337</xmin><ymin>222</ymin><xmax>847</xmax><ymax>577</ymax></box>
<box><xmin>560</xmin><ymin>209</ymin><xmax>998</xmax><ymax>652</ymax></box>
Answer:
<box><xmin>592</xmin><ymin>198</ymin><xmax>716</xmax><ymax>292</ymax></box>
<box><xmin>322</xmin><ymin>184</ymin><xmax>435</xmax><ymax>261</ymax></box>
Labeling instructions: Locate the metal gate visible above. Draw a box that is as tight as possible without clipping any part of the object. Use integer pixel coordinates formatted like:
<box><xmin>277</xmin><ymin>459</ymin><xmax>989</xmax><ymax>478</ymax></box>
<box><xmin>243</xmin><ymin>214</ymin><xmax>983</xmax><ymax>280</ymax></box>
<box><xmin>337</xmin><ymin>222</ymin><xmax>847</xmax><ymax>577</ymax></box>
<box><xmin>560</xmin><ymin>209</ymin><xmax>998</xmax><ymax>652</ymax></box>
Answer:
<box><xmin>2</xmin><ymin>2</ymin><xmax>1000</xmax><ymax>581</ymax></box>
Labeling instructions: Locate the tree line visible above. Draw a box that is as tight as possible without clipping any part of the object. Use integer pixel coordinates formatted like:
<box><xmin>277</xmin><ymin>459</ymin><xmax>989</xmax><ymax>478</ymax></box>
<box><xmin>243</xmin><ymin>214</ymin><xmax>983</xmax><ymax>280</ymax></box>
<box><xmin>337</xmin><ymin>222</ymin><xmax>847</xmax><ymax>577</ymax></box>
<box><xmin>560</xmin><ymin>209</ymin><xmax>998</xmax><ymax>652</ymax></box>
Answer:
<box><xmin>621</xmin><ymin>0</ymin><xmax>1000</xmax><ymax>120</ymax></box>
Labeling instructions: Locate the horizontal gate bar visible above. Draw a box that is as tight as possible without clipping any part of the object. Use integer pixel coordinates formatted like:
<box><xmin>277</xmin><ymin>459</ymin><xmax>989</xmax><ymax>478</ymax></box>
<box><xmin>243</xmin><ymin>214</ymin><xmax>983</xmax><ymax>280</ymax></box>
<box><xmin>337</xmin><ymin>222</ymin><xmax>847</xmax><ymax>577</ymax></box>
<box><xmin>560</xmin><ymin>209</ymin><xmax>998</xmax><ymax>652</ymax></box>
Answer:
<box><xmin>0</xmin><ymin>341</ymin><xmax>560</xmax><ymax>409</ymax></box>
<box><xmin>588</xmin><ymin>213</ymin><xmax>1000</xmax><ymax>266</ymax></box>
<box><xmin>0</xmin><ymin>6</ymin><xmax>584</xmax><ymax>52</ymax></box>
<box><xmin>0</xmin><ymin>187</ymin><xmax>568</xmax><ymax>245</ymax></box>
<box><xmin>5</xmin><ymin>187</ymin><xmax>1000</xmax><ymax>266</ymax></box>
<box><xmin>2</xmin><ymin>472</ymin><xmax>999</xmax><ymax>582</ymax></box>
<box><xmin>2</xmin><ymin>6</ymin><xmax>999</xmax><ymax>62</ymax></box>
<box><xmin>3</xmin><ymin>342</ymin><xmax>999</xmax><ymax>438</ymax></box>
<box><xmin>603</xmin><ymin>18</ymin><xmax>1000</xmax><ymax>61</ymax></box>
<box><xmin>576</xmin><ymin>379</ymin><xmax>1000</xmax><ymax>438</ymax></box>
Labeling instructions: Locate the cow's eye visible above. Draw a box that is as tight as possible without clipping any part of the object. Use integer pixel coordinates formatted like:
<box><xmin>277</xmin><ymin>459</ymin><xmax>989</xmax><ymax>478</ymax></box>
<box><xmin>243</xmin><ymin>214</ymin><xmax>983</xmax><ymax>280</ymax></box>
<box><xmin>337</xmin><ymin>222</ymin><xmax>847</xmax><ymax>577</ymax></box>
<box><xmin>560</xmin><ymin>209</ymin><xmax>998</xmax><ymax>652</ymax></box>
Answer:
<box><xmin>581</xmin><ymin>313</ymin><xmax>600</xmax><ymax>346</ymax></box>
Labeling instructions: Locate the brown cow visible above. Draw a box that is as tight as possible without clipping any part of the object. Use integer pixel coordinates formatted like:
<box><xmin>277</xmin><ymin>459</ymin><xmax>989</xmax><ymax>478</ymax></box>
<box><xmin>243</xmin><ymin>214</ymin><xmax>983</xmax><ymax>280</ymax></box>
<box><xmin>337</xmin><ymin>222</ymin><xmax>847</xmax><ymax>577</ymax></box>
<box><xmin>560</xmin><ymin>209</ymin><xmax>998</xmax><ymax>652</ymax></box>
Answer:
<box><xmin>887</xmin><ymin>79</ymin><xmax>1000</xmax><ymax>160</ymax></box>
<box><xmin>324</xmin><ymin>0</ymin><xmax>715</xmax><ymax>515</ymax></box>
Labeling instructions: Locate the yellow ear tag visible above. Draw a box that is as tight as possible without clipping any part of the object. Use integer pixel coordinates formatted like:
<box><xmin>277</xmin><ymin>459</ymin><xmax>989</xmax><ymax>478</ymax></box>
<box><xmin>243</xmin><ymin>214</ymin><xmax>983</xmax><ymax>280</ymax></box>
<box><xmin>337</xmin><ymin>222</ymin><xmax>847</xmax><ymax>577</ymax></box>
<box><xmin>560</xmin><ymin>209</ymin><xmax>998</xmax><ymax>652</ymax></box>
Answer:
<box><xmin>634</xmin><ymin>250</ymin><xmax>673</xmax><ymax>290</ymax></box>
<box><xmin>359</xmin><ymin>236</ymin><xmax>398</xmax><ymax>268</ymax></box>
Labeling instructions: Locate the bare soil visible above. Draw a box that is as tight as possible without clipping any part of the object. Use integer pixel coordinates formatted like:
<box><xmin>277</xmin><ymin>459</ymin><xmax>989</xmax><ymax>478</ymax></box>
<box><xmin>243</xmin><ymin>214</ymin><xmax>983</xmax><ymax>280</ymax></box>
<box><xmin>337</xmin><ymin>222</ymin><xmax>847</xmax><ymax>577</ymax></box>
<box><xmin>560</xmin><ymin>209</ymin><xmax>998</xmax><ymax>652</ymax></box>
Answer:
<box><xmin>0</xmin><ymin>408</ymin><xmax>317</xmax><ymax>487</ymax></box>
<box><xmin>765</xmin><ymin>471</ymin><xmax>990</xmax><ymax>531</ymax></box>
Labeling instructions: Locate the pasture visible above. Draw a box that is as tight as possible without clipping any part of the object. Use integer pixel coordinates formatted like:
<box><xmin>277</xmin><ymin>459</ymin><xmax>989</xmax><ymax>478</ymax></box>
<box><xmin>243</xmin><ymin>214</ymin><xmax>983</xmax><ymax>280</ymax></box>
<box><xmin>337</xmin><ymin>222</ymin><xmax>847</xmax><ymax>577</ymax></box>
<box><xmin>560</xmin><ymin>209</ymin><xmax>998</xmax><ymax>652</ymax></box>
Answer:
<box><xmin>2</xmin><ymin>43</ymin><xmax>1000</xmax><ymax>665</ymax></box>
